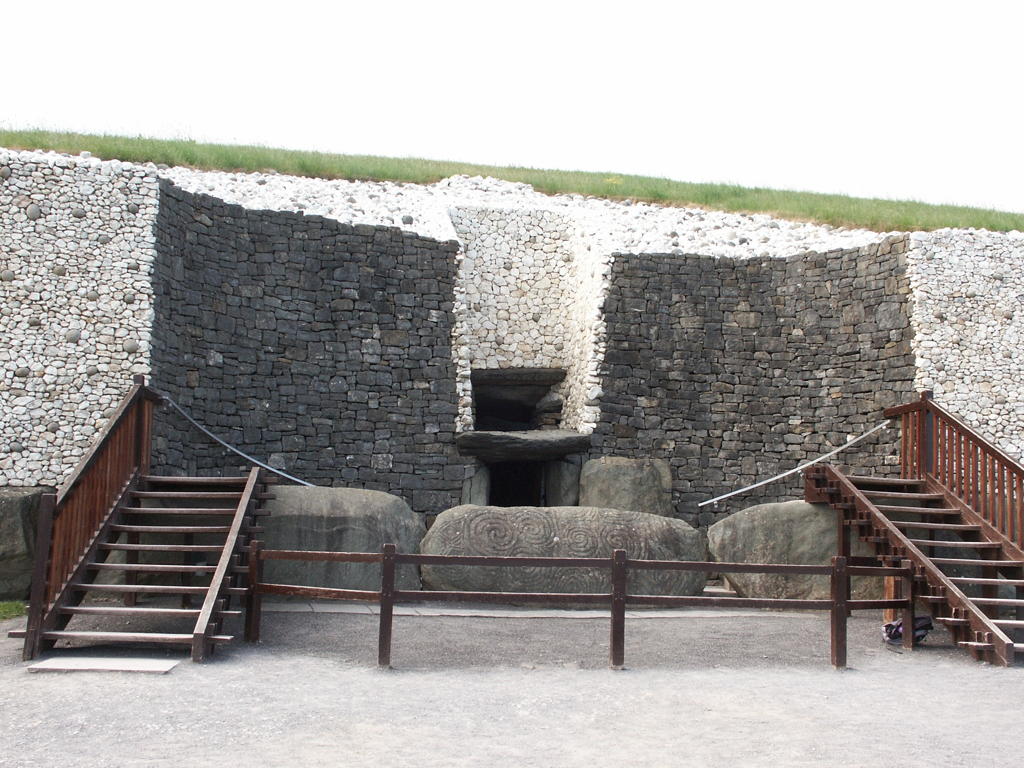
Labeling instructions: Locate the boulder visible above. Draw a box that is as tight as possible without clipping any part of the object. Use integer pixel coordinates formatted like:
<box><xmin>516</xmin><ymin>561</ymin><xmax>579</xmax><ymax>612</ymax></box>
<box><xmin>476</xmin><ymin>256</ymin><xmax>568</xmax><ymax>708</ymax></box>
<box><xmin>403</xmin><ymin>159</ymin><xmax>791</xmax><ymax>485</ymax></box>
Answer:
<box><xmin>455</xmin><ymin>430</ymin><xmax>591</xmax><ymax>462</ymax></box>
<box><xmin>0</xmin><ymin>488</ymin><xmax>49</xmax><ymax>600</ymax></box>
<box><xmin>707</xmin><ymin>500</ymin><xmax>881</xmax><ymax>600</ymax></box>
<box><xmin>579</xmin><ymin>457</ymin><xmax>673</xmax><ymax>517</ymax></box>
<box><xmin>263</xmin><ymin>486</ymin><xmax>425</xmax><ymax>591</ymax></box>
<box><xmin>420</xmin><ymin>505</ymin><xmax>707</xmax><ymax>596</ymax></box>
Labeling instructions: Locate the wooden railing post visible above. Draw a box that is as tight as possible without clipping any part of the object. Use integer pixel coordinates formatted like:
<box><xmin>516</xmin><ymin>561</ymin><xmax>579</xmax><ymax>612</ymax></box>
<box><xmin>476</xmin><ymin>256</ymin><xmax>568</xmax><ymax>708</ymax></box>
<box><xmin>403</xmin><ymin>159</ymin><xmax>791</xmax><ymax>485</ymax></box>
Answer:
<box><xmin>22</xmin><ymin>492</ymin><xmax>56</xmax><ymax>661</ymax></box>
<box><xmin>830</xmin><ymin>556</ymin><xmax>848</xmax><ymax>669</ymax></box>
<box><xmin>900</xmin><ymin>559</ymin><xmax>915</xmax><ymax>651</ymax></box>
<box><xmin>920</xmin><ymin>391</ymin><xmax>934</xmax><ymax>476</ymax></box>
<box><xmin>132</xmin><ymin>374</ymin><xmax>151</xmax><ymax>475</ymax></box>
<box><xmin>609</xmin><ymin>549</ymin><xmax>627</xmax><ymax>670</ymax></box>
<box><xmin>245</xmin><ymin>540</ymin><xmax>263</xmax><ymax>643</ymax></box>
<box><xmin>377</xmin><ymin>543</ymin><xmax>396</xmax><ymax>668</ymax></box>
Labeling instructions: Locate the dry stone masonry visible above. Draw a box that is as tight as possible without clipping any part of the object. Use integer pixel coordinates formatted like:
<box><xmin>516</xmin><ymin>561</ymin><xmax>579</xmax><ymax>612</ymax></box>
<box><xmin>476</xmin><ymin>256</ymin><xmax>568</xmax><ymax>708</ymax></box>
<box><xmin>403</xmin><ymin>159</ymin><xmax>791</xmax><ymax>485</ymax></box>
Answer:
<box><xmin>0</xmin><ymin>149</ymin><xmax>158</xmax><ymax>486</ymax></box>
<box><xmin>2</xmin><ymin>147</ymin><xmax>1023</xmax><ymax>531</ymax></box>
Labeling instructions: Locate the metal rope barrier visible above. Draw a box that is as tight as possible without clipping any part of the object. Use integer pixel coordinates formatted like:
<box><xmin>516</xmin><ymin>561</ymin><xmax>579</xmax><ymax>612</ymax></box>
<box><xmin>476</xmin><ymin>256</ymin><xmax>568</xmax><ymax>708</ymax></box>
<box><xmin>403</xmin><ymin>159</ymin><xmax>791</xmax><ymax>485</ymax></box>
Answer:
<box><xmin>151</xmin><ymin>388</ymin><xmax>313</xmax><ymax>487</ymax></box>
<box><xmin>698</xmin><ymin>420</ymin><xmax>891</xmax><ymax>508</ymax></box>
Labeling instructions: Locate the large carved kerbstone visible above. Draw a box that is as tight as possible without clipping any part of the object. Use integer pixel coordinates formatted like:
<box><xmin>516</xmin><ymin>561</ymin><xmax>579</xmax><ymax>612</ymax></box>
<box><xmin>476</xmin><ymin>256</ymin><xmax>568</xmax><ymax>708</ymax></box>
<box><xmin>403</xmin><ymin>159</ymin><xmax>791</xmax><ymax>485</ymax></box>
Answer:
<box><xmin>264</xmin><ymin>486</ymin><xmax>425</xmax><ymax>590</ymax></box>
<box><xmin>579</xmin><ymin>457</ymin><xmax>673</xmax><ymax>517</ymax></box>
<box><xmin>420</xmin><ymin>505</ymin><xmax>707</xmax><ymax>595</ymax></box>
<box><xmin>0</xmin><ymin>487</ymin><xmax>47</xmax><ymax>600</ymax></box>
<box><xmin>707</xmin><ymin>500</ymin><xmax>881</xmax><ymax>600</ymax></box>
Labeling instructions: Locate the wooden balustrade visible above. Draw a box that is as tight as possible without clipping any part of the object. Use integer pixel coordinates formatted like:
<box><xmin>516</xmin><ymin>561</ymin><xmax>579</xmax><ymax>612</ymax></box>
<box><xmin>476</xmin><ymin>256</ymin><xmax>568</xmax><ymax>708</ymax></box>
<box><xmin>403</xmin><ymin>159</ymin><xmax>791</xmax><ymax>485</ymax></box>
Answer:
<box><xmin>23</xmin><ymin>376</ymin><xmax>160</xmax><ymax>658</ymax></box>
<box><xmin>885</xmin><ymin>392</ymin><xmax>1024</xmax><ymax>549</ymax></box>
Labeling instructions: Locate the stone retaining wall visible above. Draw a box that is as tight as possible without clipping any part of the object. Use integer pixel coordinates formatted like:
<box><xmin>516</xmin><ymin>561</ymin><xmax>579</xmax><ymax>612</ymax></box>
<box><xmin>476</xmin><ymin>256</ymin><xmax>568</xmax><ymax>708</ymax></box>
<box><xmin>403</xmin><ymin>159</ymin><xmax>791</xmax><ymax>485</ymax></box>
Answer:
<box><xmin>150</xmin><ymin>181</ymin><xmax>473</xmax><ymax>513</ymax></box>
<box><xmin>592</xmin><ymin>235</ymin><xmax>917</xmax><ymax>528</ymax></box>
<box><xmin>907</xmin><ymin>229</ymin><xmax>1024</xmax><ymax>457</ymax></box>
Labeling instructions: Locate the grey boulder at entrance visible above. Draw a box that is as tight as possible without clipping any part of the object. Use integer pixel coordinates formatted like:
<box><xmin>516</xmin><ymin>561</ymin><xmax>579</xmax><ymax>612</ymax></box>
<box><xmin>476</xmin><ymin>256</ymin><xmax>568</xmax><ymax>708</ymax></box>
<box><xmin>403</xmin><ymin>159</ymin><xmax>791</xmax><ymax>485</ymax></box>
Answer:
<box><xmin>707</xmin><ymin>499</ymin><xmax>882</xmax><ymax>600</ymax></box>
<box><xmin>420</xmin><ymin>505</ymin><xmax>707</xmax><ymax>596</ymax></box>
<box><xmin>0</xmin><ymin>487</ymin><xmax>48</xmax><ymax>600</ymax></box>
<box><xmin>263</xmin><ymin>486</ymin><xmax>425</xmax><ymax>590</ymax></box>
<box><xmin>579</xmin><ymin>457</ymin><xmax>674</xmax><ymax>517</ymax></box>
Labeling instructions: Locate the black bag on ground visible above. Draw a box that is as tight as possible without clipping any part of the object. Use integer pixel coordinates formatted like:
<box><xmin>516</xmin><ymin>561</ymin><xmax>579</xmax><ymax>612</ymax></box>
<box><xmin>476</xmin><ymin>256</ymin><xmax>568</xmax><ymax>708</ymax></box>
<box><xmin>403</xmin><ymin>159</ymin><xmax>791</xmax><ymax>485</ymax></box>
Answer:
<box><xmin>882</xmin><ymin>616</ymin><xmax>933</xmax><ymax>645</ymax></box>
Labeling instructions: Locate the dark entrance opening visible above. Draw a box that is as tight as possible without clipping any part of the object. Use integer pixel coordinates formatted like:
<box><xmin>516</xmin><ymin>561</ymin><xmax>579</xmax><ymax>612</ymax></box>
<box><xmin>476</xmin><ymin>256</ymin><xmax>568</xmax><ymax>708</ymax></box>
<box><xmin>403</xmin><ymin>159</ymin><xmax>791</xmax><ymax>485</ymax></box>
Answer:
<box><xmin>488</xmin><ymin>461</ymin><xmax>544</xmax><ymax>506</ymax></box>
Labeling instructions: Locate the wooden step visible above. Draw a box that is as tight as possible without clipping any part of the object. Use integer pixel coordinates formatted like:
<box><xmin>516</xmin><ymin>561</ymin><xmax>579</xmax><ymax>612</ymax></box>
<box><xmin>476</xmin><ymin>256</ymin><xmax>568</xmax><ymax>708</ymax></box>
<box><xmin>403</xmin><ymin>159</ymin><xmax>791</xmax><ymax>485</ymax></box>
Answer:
<box><xmin>972</xmin><ymin>598</ymin><xmax>1024</xmax><ymax>607</ymax></box>
<box><xmin>88</xmin><ymin>562</ymin><xmax>248</xmax><ymax>574</ymax></box>
<box><xmin>930</xmin><ymin>558</ymin><xmax>1024</xmax><ymax>568</ymax></box>
<box><xmin>875</xmin><ymin>505</ymin><xmax>960</xmax><ymax>516</ymax></box>
<box><xmin>120</xmin><ymin>507</ymin><xmax>238</xmax><ymax>515</ymax></box>
<box><xmin>61</xmin><ymin>605</ymin><xmax>200</xmax><ymax>617</ymax></box>
<box><xmin>950</xmin><ymin>577</ymin><xmax>1024</xmax><ymax>587</ymax></box>
<box><xmin>907</xmin><ymin>539</ymin><xmax>1002</xmax><ymax>550</ymax></box>
<box><xmin>861</xmin><ymin>491</ymin><xmax>946</xmax><ymax>501</ymax></box>
<box><xmin>892</xmin><ymin>521</ymin><xmax>981</xmax><ymax>532</ymax></box>
<box><xmin>143</xmin><ymin>475</ymin><xmax>249</xmax><ymax>485</ymax></box>
<box><xmin>42</xmin><ymin>630</ymin><xmax>233</xmax><ymax>645</ymax></box>
<box><xmin>848</xmin><ymin>476</ymin><xmax>925</xmax><ymax>487</ymax></box>
<box><xmin>110</xmin><ymin>524</ymin><xmax>231</xmax><ymax>534</ymax></box>
<box><xmin>993</xmin><ymin>619</ymin><xmax>1024</xmax><ymax>628</ymax></box>
<box><xmin>100</xmin><ymin>543</ymin><xmax>225</xmax><ymax>553</ymax></box>
<box><xmin>132</xmin><ymin>491</ymin><xmax>243</xmax><ymax>500</ymax></box>
<box><xmin>60</xmin><ymin>605</ymin><xmax>243</xmax><ymax>618</ymax></box>
<box><xmin>957</xmin><ymin>641</ymin><xmax>995</xmax><ymax>650</ymax></box>
<box><xmin>89</xmin><ymin>562</ymin><xmax>216</xmax><ymax>573</ymax></box>
<box><xmin>936</xmin><ymin>616</ymin><xmax>971</xmax><ymax>626</ymax></box>
<box><xmin>71</xmin><ymin>583</ymin><xmax>248</xmax><ymax>597</ymax></box>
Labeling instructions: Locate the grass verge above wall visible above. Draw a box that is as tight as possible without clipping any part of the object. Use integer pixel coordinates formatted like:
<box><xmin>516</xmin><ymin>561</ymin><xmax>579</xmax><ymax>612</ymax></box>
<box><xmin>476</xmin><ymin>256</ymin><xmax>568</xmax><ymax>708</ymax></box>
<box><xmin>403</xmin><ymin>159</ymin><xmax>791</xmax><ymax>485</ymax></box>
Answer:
<box><xmin>2</xmin><ymin>129</ymin><xmax>1023</xmax><ymax>233</ymax></box>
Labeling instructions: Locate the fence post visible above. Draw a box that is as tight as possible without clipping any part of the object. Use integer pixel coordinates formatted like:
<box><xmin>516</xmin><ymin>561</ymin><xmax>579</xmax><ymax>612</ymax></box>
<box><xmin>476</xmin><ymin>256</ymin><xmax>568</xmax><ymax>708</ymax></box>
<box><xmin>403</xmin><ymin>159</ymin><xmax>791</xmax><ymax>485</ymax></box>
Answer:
<box><xmin>830</xmin><ymin>556</ymin><xmax>848</xmax><ymax>669</ymax></box>
<box><xmin>900</xmin><ymin>559</ymin><xmax>915</xmax><ymax>651</ymax></box>
<box><xmin>245</xmin><ymin>540</ymin><xmax>263</xmax><ymax>642</ymax></box>
<box><xmin>609</xmin><ymin>549</ymin><xmax>627</xmax><ymax>670</ymax></box>
<box><xmin>22</xmin><ymin>492</ymin><xmax>56</xmax><ymax>661</ymax></box>
<box><xmin>378</xmin><ymin>543</ymin><xmax>396</xmax><ymax>668</ymax></box>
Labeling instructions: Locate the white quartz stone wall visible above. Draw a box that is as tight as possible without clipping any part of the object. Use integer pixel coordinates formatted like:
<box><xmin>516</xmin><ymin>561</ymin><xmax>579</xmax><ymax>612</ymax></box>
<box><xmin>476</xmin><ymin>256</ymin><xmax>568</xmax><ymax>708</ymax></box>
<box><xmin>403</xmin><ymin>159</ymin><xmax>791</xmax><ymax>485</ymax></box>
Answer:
<box><xmin>450</xmin><ymin>207</ymin><xmax>596</xmax><ymax>430</ymax></box>
<box><xmin>3</xmin><ymin>146</ymin><xmax>1023</xmax><ymax>486</ymax></box>
<box><xmin>0</xmin><ymin>149</ymin><xmax>159</xmax><ymax>486</ymax></box>
<box><xmin>907</xmin><ymin>229</ymin><xmax>1024</xmax><ymax>458</ymax></box>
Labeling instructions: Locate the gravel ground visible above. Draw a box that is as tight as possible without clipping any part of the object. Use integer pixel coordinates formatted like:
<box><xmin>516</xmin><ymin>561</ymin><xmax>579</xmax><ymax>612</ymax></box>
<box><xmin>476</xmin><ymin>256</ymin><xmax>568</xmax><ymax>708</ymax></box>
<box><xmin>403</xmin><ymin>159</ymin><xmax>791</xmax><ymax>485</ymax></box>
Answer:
<box><xmin>1</xmin><ymin>607</ymin><xmax>1020</xmax><ymax>767</ymax></box>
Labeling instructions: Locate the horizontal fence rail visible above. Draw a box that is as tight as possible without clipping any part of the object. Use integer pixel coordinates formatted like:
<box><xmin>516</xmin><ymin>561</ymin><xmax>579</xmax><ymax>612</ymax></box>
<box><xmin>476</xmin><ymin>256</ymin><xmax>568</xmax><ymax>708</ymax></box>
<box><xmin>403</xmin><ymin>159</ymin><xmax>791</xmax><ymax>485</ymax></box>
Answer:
<box><xmin>246</xmin><ymin>543</ymin><xmax>915</xmax><ymax>670</ymax></box>
<box><xmin>886</xmin><ymin>392</ymin><xmax>1024</xmax><ymax>549</ymax></box>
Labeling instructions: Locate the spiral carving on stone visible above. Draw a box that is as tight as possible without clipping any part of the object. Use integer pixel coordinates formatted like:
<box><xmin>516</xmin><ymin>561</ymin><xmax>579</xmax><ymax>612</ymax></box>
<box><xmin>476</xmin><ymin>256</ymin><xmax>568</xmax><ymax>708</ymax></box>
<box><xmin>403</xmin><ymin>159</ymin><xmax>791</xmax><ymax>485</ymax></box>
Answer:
<box><xmin>421</xmin><ymin>505</ymin><xmax>708</xmax><ymax>597</ymax></box>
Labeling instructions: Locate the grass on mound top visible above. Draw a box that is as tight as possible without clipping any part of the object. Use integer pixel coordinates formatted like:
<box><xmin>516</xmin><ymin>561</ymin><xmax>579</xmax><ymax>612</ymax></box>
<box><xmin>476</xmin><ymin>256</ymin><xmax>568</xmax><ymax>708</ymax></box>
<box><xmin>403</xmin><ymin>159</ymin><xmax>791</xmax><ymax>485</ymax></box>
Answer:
<box><xmin>2</xmin><ymin>129</ymin><xmax>1023</xmax><ymax>233</ymax></box>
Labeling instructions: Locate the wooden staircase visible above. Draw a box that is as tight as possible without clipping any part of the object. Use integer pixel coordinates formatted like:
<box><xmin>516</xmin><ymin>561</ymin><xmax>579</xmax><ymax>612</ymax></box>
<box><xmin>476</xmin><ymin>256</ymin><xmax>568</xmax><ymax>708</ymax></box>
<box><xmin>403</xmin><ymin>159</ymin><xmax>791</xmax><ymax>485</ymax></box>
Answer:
<box><xmin>13</xmin><ymin>377</ymin><xmax>272</xmax><ymax>662</ymax></box>
<box><xmin>806</xmin><ymin>393</ymin><xmax>1024</xmax><ymax>666</ymax></box>
<box><xmin>48</xmin><ymin>474</ymin><xmax>269</xmax><ymax>659</ymax></box>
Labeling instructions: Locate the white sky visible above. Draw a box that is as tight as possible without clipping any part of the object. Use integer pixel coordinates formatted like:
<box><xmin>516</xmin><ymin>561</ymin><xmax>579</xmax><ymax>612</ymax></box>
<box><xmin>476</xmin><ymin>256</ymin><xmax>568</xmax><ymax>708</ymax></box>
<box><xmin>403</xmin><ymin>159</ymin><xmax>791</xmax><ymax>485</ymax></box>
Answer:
<box><xmin>4</xmin><ymin>1</ymin><xmax>1023</xmax><ymax>213</ymax></box>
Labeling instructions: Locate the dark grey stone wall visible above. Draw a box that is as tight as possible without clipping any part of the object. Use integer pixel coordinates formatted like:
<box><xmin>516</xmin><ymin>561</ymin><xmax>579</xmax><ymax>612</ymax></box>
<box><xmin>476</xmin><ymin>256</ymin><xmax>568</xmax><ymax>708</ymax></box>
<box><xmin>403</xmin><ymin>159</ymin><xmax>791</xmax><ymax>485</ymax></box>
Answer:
<box><xmin>592</xmin><ymin>235</ymin><xmax>916</xmax><ymax>528</ymax></box>
<box><xmin>150</xmin><ymin>181</ymin><xmax>473</xmax><ymax>514</ymax></box>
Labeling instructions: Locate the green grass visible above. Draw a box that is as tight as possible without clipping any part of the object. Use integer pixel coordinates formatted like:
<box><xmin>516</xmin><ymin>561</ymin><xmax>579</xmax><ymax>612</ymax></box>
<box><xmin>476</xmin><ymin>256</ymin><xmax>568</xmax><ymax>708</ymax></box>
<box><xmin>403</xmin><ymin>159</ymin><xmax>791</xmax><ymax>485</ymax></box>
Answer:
<box><xmin>0</xmin><ymin>601</ymin><xmax>26</xmax><ymax>621</ymax></box>
<box><xmin>3</xmin><ymin>129</ymin><xmax>1022</xmax><ymax>232</ymax></box>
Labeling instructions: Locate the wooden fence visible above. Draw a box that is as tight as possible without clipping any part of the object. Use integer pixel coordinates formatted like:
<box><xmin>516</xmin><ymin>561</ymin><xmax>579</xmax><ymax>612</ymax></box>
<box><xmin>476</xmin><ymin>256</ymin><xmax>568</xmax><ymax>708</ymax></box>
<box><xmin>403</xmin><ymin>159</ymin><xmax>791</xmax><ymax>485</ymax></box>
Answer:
<box><xmin>245</xmin><ymin>543</ymin><xmax>915</xmax><ymax>669</ymax></box>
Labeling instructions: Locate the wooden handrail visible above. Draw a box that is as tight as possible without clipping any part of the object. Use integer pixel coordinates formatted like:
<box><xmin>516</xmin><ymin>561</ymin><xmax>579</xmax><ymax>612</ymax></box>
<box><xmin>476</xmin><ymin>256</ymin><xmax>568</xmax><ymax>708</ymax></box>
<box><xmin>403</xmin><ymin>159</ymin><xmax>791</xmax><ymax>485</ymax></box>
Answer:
<box><xmin>23</xmin><ymin>376</ymin><xmax>158</xmax><ymax>659</ymax></box>
<box><xmin>192</xmin><ymin>466</ymin><xmax>261</xmax><ymax>661</ymax></box>
<box><xmin>56</xmin><ymin>375</ymin><xmax>160</xmax><ymax>506</ymax></box>
<box><xmin>886</xmin><ymin>392</ymin><xmax>1024</xmax><ymax>548</ymax></box>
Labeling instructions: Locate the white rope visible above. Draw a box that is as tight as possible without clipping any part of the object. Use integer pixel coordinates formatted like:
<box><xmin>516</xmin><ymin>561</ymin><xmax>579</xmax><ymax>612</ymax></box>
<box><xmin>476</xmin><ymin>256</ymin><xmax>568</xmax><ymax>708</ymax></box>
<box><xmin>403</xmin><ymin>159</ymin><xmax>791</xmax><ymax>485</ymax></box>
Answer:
<box><xmin>152</xmin><ymin>388</ymin><xmax>313</xmax><ymax>487</ymax></box>
<box><xmin>697</xmin><ymin>420</ymin><xmax>891</xmax><ymax>508</ymax></box>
